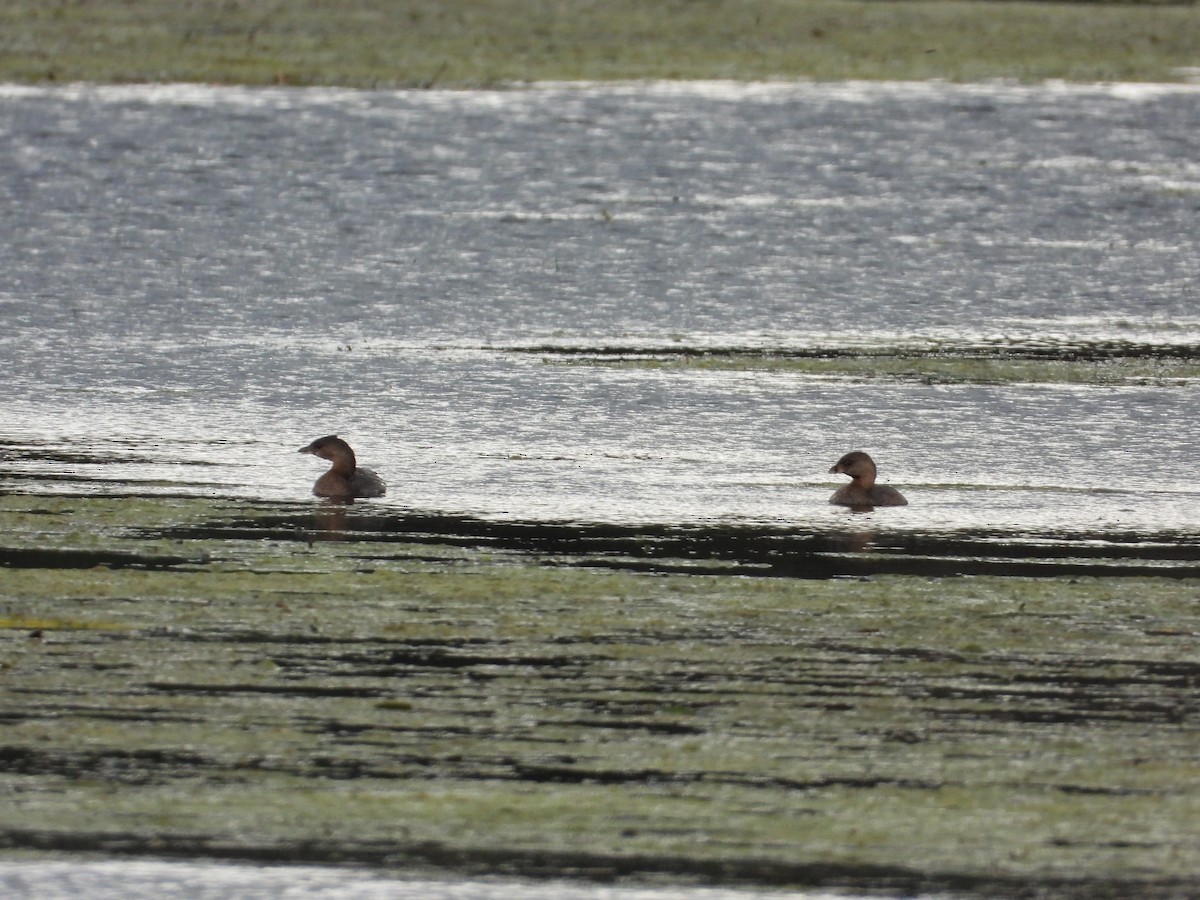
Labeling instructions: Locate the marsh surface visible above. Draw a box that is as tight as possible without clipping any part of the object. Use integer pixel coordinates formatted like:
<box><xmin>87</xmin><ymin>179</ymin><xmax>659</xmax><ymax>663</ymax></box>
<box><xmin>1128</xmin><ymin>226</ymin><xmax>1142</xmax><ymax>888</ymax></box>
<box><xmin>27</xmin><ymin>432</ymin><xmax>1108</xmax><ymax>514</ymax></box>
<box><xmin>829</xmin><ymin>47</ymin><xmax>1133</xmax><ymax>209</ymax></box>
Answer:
<box><xmin>1</xmin><ymin>82</ymin><xmax>1199</xmax><ymax>896</ymax></box>
<box><xmin>2</xmin><ymin>495</ymin><xmax>1199</xmax><ymax>898</ymax></box>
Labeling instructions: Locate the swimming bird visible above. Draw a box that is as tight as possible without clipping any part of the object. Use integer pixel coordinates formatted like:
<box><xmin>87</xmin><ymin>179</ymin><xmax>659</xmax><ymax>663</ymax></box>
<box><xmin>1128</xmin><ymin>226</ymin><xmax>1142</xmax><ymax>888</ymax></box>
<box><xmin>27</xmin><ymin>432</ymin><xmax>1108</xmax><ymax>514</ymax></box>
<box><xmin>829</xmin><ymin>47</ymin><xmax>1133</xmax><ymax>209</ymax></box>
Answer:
<box><xmin>828</xmin><ymin>451</ymin><xmax>907</xmax><ymax>508</ymax></box>
<box><xmin>298</xmin><ymin>435</ymin><xmax>386</xmax><ymax>499</ymax></box>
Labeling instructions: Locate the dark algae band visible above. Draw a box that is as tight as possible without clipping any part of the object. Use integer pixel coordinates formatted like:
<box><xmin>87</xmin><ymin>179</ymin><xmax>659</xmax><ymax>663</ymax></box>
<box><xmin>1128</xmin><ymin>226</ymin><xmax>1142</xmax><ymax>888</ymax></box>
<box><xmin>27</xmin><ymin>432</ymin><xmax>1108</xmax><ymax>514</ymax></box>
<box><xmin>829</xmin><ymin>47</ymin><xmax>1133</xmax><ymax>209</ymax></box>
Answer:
<box><xmin>150</xmin><ymin>508</ymin><xmax>1200</xmax><ymax>580</ymax></box>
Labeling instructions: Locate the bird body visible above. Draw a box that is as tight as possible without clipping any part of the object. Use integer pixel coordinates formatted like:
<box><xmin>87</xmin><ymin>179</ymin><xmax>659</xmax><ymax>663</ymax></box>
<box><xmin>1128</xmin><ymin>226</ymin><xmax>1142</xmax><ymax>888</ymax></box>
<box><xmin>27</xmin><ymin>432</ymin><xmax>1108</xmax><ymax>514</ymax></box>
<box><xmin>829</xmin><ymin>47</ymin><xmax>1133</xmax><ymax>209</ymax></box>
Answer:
<box><xmin>828</xmin><ymin>451</ymin><xmax>907</xmax><ymax>508</ymax></box>
<box><xmin>299</xmin><ymin>435</ymin><xmax>386</xmax><ymax>499</ymax></box>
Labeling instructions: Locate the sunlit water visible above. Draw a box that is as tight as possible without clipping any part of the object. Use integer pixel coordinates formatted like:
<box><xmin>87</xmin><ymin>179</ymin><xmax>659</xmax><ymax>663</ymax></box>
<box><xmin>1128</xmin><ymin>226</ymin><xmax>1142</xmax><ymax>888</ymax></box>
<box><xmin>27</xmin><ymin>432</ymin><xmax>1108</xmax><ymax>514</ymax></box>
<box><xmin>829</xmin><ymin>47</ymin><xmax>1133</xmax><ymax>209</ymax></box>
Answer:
<box><xmin>0</xmin><ymin>860</ymin><xmax>848</xmax><ymax>900</ymax></box>
<box><xmin>2</xmin><ymin>80</ymin><xmax>1198</xmax><ymax>535</ymax></box>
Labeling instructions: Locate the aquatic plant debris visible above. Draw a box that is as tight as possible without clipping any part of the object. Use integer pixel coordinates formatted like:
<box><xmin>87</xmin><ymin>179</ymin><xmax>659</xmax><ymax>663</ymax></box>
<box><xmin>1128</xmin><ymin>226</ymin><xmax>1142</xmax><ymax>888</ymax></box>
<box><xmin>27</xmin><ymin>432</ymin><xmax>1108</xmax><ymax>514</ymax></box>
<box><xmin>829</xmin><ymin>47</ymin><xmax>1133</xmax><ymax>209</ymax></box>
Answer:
<box><xmin>1</xmin><ymin>494</ymin><xmax>1199</xmax><ymax>897</ymax></box>
<box><xmin>525</xmin><ymin>339</ymin><xmax>1200</xmax><ymax>386</ymax></box>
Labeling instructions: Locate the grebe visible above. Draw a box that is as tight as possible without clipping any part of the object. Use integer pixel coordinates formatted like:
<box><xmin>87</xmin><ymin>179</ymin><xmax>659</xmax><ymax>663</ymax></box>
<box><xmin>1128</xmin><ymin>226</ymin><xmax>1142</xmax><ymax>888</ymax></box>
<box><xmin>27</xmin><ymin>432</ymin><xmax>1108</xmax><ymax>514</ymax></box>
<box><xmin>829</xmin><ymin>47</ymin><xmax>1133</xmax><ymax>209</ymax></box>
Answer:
<box><xmin>828</xmin><ymin>451</ymin><xmax>907</xmax><ymax>508</ymax></box>
<box><xmin>299</xmin><ymin>435</ymin><xmax>386</xmax><ymax>499</ymax></box>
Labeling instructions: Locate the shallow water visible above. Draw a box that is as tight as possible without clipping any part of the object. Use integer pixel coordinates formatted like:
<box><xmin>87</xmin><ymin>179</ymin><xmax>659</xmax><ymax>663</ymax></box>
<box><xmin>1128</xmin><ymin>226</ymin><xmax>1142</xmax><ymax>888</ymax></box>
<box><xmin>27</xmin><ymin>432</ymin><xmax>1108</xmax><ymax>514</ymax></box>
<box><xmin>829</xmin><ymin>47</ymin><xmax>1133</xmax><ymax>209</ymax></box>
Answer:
<box><xmin>0</xmin><ymin>859</ymin><xmax>843</xmax><ymax>900</ymax></box>
<box><xmin>4</xmin><ymin>79</ymin><xmax>1199</xmax><ymax>896</ymax></box>
<box><xmin>1</xmin><ymin>80</ymin><xmax>1198</xmax><ymax>546</ymax></box>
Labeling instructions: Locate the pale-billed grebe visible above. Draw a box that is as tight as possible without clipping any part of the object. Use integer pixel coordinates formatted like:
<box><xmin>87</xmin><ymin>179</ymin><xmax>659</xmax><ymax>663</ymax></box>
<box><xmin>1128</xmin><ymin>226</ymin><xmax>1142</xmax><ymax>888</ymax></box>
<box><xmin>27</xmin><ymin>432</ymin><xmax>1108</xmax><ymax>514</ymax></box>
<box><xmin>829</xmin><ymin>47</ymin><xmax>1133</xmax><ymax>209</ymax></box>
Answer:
<box><xmin>299</xmin><ymin>435</ymin><xmax>386</xmax><ymax>499</ymax></box>
<box><xmin>828</xmin><ymin>451</ymin><xmax>907</xmax><ymax>508</ymax></box>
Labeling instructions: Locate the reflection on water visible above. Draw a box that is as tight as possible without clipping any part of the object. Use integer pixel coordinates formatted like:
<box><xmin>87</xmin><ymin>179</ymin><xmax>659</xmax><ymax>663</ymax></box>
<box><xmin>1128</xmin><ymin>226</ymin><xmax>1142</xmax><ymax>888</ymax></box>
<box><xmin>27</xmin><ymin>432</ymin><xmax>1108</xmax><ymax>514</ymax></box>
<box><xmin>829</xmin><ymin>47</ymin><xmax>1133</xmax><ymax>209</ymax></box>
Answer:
<box><xmin>0</xmin><ymin>860</ymin><xmax>852</xmax><ymax>900</ymax></box>
<box><xmin>1</xmin><ymin>81</ymin><xmax>1198</xmax><ymax>549</ymax></box>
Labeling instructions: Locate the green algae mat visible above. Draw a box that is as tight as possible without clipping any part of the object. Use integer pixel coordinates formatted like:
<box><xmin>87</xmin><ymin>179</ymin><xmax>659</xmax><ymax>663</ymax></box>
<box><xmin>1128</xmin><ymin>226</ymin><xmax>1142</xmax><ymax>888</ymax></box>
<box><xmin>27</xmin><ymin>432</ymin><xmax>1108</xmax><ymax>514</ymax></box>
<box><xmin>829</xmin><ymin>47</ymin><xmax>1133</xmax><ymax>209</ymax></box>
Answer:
<box><xmin>2</xmin><ymin>494</ymin><xmax>1199</xmax><ymax>896</ymax></box>
<box><xmin>3</xmin><ymin>0</ymin><xmax>1200</xmax><ymax>86</ymax></box>
<box><xmin>530</xmin><ymin>339</ymin><xmax>1200</xmax><ymax>387</ymax></box>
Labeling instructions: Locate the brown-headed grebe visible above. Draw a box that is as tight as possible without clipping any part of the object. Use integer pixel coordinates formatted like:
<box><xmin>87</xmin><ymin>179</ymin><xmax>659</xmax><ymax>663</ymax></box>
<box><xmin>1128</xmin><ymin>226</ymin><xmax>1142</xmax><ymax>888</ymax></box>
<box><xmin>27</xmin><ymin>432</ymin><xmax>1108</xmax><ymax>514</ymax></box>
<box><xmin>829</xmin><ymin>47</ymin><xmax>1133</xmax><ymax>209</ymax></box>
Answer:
<box><xmin>828</xmin><ymin>451</ymin><xmax>907</xmax><ymax>508</ymax></box>
<box><xmin>299</xmin><ymin>435</ymin><xmax>386</xmax><ymax>500</ymax></box>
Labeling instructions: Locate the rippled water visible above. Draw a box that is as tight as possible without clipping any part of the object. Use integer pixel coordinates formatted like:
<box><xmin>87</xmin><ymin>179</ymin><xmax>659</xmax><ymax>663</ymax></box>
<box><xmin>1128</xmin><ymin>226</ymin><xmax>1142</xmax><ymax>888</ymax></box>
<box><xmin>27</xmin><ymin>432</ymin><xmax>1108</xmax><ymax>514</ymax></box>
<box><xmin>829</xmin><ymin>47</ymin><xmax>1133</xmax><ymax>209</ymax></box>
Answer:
<box><xmin>0</xmin><ymin>864</ymin><xmax>854</xmax><ymax>900</ymax></box>
<box><xmin>0</xmin><ymin>860</ymin><xmax>845</xmax><ymax>900</ymax></box>
<box><xmin>2</xmin><ymin>80</ymin><xmax>1199</xmax><ymax>540</ymax></box>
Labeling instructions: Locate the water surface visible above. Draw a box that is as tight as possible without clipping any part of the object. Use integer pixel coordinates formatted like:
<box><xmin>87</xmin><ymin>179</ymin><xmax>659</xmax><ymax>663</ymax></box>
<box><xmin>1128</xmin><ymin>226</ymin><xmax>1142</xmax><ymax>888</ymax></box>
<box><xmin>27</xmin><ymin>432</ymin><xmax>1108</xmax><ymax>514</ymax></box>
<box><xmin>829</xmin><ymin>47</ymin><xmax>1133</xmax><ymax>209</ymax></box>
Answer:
<box><xmin>0</xmin><ymin>860</ymin><xmax>843</xmax><ymax>900</ymax></box>
<box><xmin>2</xmin><ymin>80</ymin><xmax>1198</xmax><ymax>553</ymax></box>
<box><xmin>3</xmin><ymin>79</ymin><xmax>1199</xmax><ymax>893</ymax></box>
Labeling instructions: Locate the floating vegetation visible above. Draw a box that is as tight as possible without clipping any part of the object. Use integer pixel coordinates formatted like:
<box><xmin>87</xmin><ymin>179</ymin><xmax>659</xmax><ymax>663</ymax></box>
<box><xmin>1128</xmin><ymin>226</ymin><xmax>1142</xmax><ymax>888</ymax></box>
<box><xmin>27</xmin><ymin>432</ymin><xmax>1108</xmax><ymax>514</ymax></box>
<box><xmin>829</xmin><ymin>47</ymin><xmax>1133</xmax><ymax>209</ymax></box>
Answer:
<box><xmin>1</xmin><ymin>494</ymin><xmax>1199</xmax><ymax>896</ymax></box>
<box><xmin>529</xmin><ymin>340</ymin><xmax>1200</xmax><ymax>386</ymax></box>
<box><xmin>2</xmin><ymin>0</ymin><xmax>1200</xmax><ymax>85</ymax></box>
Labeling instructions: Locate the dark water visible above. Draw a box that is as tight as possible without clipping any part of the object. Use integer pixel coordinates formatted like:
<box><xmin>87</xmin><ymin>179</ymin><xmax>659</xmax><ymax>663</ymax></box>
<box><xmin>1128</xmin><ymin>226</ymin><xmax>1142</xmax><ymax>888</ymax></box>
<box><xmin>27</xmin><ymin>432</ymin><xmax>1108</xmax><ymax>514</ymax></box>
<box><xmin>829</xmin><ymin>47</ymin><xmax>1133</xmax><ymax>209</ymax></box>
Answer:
<box><xmin>2</xmin><ymin>80</ymin><xmax>1199</xmax><ymax>542</ymax></box>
